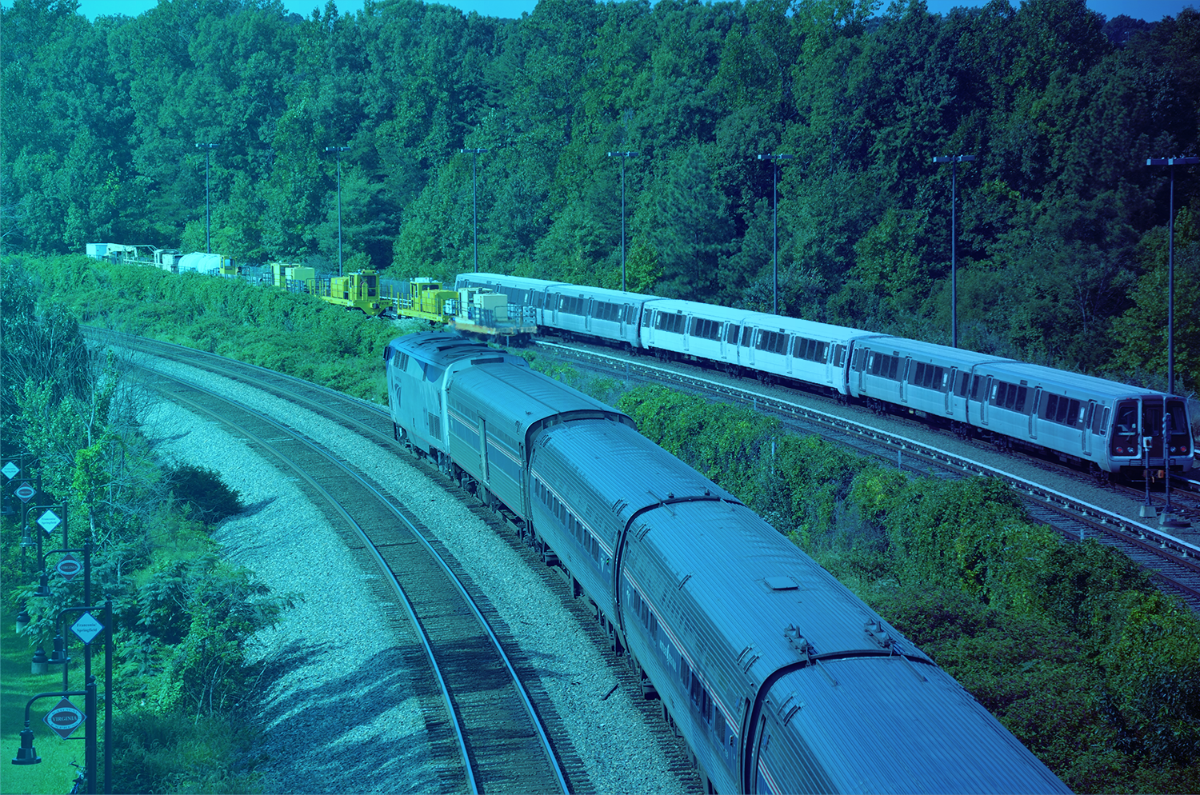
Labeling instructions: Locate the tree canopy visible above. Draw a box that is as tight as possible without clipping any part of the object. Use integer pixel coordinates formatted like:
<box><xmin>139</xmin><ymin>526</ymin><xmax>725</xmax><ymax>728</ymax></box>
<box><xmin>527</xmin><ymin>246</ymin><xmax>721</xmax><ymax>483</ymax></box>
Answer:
<box><xmin>2</xmin><ymin>0</ymin><xmax>1197</xmax><ymax>390</ymax></box>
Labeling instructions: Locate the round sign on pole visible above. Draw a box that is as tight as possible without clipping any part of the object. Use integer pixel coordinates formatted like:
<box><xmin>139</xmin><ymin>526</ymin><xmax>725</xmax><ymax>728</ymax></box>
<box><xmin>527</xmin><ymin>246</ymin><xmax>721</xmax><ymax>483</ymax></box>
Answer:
<box><xmin>44</xmin><ymin>697</ymin><xmax>85</xmax><ymax>740</ymax></box>
<box><xmin>15</xmin><ymin>483</ymin><xmax>36</xmax><ymax>503</ymax></box>
<box><xmin>56</xmin><ymin>554</ymin><xmax>82</xmax><ymax>581</ymax></box>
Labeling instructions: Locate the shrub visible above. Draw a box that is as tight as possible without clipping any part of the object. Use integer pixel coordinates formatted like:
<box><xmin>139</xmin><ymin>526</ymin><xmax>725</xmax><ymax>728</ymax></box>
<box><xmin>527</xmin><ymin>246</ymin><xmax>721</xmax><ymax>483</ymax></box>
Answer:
<box><xmin>166</xmin><ymin>463</ymin><xmax>244</xmax><ymax>523</ymax></box>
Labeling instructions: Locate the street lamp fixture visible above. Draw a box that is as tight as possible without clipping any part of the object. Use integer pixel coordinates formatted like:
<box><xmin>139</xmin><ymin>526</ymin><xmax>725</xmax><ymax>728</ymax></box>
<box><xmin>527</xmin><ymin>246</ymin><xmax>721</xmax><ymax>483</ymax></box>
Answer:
<box><xmin>195</xmin><ymin>144</ymin><xmax>218</xmax><ymax>254</ymax></box>
<box><xmin>758</xmin><ymin>154</ymin><xmax>794</xmax><ymax>315</ymax></box>
<box><xmin>461</xmin><ymin>148</ymin><xmax>489</xmax><ymax>272</ymax></box>
<box><xmin>933</xmin><ymin>154</ymin><xmax>975</xmax><ymax>348</ymax></box>
<box><xmin>607</xmin><ymin>151</ymin><xmax>639</xmax><ymax>292</ymax></box>
<box><xmin>324</xmin><ymin>146</ymin><xmax>350</xmax><ymax>276</ymax></box>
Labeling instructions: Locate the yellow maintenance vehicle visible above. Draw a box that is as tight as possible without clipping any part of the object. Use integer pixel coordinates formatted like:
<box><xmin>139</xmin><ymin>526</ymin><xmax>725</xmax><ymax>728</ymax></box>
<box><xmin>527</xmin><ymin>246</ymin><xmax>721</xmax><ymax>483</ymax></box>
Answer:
<box><xmin>319</xmin><ymin>270</ymin><xmax>396</xmax><ymax>316</ymax></box>
<box><xmin>395</xmin><ymin>278</ymin><xmax>458</xmax><ymax>325</ymax></box>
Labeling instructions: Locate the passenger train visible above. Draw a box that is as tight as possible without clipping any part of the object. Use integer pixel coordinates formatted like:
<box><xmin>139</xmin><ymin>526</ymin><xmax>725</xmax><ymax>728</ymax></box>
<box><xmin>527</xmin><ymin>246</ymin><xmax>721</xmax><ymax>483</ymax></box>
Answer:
<box><xmin>384</xmin><ymin>331</ymin><xmax>1071</xmax><ymax>795</ymax></box>
<box><xmin>455</xmin><ymin>273</ymin><xmax>1194</xmax><ymax>481</ymax></box>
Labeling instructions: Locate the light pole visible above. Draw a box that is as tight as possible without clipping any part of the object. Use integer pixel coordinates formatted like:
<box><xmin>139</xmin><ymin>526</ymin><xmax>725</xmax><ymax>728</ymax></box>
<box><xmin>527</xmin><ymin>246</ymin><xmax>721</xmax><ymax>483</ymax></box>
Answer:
<box><xmin>933</xmin><ymin>154</ymin><xmax>975</xmax><ymax>348</ymax></box>
<box><xmin>757</xmin><ymin>154</ymin><xmax>794</xmax><ymax>315</ymax></box>
<box><xmin>324</xmin><ymin>146</ymin><xmax>350</xmax><ymax>276</ymax></box>
<box><xmin>195</xmin><ymin>144</ymin><xmax>218</xmax><ymax>254</ymax></box>
<box><xmin>1145</xmin><ymin>156</ymin><xmax>1198</xmax><ymax>396</ymax></box>
<box><xmin>1146</xmin><ymin>155</ymin><xmax>1197</xmax><ymax>529</ymax></box>
<box><xmin>607</xmin><ymin>151</ymin><xmax>638</xmax><ymax>292</ymax></box>
<box><xmin>461</xmin><ymin>148</ymin><xmax>489</xmax><ymax>272</ymax></box>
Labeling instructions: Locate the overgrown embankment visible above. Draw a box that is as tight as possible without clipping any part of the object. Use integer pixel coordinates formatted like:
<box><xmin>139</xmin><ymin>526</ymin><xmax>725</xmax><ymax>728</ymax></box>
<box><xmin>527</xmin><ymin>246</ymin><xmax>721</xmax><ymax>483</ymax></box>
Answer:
<box><xmin>19</xmin><ymin>255</ymin><xmax>422</xmax><ymax>403</ymax></box>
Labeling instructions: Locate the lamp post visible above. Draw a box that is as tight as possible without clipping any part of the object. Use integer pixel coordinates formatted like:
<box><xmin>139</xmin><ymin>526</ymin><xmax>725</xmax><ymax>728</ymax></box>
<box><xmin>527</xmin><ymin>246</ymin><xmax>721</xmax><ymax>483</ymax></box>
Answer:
<box><xmin>757</xmin><ymin>154</ymin><xmax>794</xmax><ymax>315</ymax></box>
<box><xmin>933</xmin><ymin>154</ymin><xmax>975</xmax><ymax>348</ymax></box>
<box><xmin>607</xmin><ymin>151</ymin><xmax>639</xmax><ymax>292</ymax></box>
<box><xmin>461</xmin><ymin>148</ymin><xmax>489</xmax><ymax>272</ymax></box>
<box><xmin>1145</xmin><ymin>156</ymin><xmax>1198</xmax><ymax>396</ymax></box>
<box><xmin>1146</xmin><ymin>155</ymin><xmax>1197</xmax><ymax>529</ymax></box>
<box><xmin>195</xmin><ymin>144</ymin><xmax>218</xmax><ymax>254</ymax></box>
<box><xmin>324</xmin><ymin>146</ymin><xmax>350</xmax><ymax>276</ymax></box>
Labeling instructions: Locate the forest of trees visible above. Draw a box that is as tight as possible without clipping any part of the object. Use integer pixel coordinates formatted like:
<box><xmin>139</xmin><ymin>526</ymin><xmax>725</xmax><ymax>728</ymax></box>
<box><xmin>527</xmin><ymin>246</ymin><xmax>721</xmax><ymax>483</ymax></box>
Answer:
<box><xmin>2</xmin><ymin>0</ymin><xmax>1198</xmax><ymax>392</ymax></box>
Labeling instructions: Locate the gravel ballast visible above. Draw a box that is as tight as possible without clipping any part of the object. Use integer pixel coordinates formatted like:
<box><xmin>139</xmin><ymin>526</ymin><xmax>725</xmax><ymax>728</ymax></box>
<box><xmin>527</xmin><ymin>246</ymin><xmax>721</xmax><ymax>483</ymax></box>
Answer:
<box><xmin>140</xmin><ymin>358</ymin><xmax>686</xmax><ymax>795</ymax></box>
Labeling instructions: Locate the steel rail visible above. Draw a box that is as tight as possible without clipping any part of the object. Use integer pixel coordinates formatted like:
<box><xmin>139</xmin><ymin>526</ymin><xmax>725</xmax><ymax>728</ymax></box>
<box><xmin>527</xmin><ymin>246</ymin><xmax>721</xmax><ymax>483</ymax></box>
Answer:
<box><xmin>143</xmin><ymin>366</ymin><xmax>568</xmax><ymax>795</ymax></box>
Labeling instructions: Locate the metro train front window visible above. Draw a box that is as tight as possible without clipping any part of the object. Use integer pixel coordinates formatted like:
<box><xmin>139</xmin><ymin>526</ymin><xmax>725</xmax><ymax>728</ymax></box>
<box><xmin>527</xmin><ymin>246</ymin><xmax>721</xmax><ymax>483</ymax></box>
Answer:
<box><xmin>1110</xmin><ymin>401</ymin><xmax>1139</xmax><ymax>456</ymax></box>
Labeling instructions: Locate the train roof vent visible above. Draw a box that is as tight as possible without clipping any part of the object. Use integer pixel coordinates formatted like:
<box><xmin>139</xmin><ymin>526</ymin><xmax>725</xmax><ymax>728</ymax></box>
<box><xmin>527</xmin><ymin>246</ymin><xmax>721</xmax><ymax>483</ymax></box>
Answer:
<box><xmin>863</xmin><ymin>618</ymin><xmax>893</xmax><ymax>649</ymax></box>
<box><xmin>764</xmin><ymin>576</ymin><xmax>798</xmax><ymax>591</ymax></box>
<box><xmin>784</xmin><ymin>624</ymin><xmax>812</xmax><ymax>661</ymax></box>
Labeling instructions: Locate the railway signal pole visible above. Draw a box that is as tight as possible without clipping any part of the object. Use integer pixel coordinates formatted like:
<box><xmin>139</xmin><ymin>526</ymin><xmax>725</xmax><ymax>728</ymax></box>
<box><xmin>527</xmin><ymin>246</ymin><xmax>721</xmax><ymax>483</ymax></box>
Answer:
<box><xmin>757</xmin><ymin>154</ymin><xmax>794</xmax><ymax>315</ymax></box>
<box><xmin>933</xmin><ymin>154</ymin><xmax>975</xmax><ymax>348</ymax></box>
<box><xmin>461</xmin><ymin>148</ymin><xmax>489</xmax><ymax>272</ymax></box>
<box><xmin>324</xmin><ymin>146</ymin><xmax>350</xmax><ymax>276</ymax></box>
<box><xmin>196</xmin><ymin>144</ymin><xmax>218</xmax><ymax>254</ymax></box>
<box><xmin>607</xmin><ymin>151</ymin><xmax>638</xmax><ymax>292</ymax></box>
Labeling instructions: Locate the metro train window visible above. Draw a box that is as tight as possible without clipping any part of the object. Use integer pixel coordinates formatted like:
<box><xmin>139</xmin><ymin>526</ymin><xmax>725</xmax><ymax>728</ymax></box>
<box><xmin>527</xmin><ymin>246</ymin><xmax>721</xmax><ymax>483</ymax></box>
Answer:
<box><xmin>992</xmin><ymin>381</ymin><xmax>1029</xmax><ymax>413</ymax></box>
<box><xmin>954</xmin><ymin>371</ymin><xmax>970</xmax><ymax>396</ymax></box>
<box><xmin>756</xmin><ymin>330</ymin><xmax>787</xmax><ymax>354</ymax></box>
<box><xmin>680</xmin><ymin>657</ymin><xmax>690</xmax><ymax>687</ymax></box>
<box><xmin>691</xmin><ymin>317</ymin><xmax>722</xmax><ymax>341</ymax></box>
<box><xmin>792</xmin><ymin>337</ymin><xmax>829</xmax><ymax>363</ymax></box>
<box><xmin>1092</xmin><ymin>406</ymin><xmax>1109</xmax><ymax>435</ymax></box>
<box><xmin>727</xmin><ymin>324</ymin><xmax>740</xmax><ymax>344</ymax></box>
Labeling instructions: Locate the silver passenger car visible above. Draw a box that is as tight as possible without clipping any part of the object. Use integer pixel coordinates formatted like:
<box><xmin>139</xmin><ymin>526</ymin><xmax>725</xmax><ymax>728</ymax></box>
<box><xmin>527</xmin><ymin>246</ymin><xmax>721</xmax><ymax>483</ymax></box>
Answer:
<box><xmin>642</xmin><ymin>300</ymin><xmax>883</xmax><ymax>396</ymax></box>
<box><xmin>848</xmin><ymin>336</ymin><xmax>1010</xmax><ymax>426</ymax></box>
<box><xmin>455</xmin><ymin>273</ymin><xmax>661</xmax><ymax>349</ymax></box>
<box><xmin>968</xmin><ymin>360</ymin><xmax>1194</xmax><ymax>475</ymax></box>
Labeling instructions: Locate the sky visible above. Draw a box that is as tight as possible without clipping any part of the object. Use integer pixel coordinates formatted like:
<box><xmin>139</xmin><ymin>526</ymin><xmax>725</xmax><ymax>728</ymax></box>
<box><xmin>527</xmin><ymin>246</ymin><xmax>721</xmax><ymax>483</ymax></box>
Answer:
<box><xmin>48</xmin><ymin>0</ymin><xmax>1200</xmax><ymax>23</ymax></box>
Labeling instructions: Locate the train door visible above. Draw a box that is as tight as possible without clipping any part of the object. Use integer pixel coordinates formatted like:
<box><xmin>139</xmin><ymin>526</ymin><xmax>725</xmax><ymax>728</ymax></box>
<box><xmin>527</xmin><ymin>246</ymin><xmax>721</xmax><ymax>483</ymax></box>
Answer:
<box><xmin>745</xmin><ymin>327</ymin><xmax>757</xmax><ymax>368</ymax></box>
<box><xmin>1082</xmin><ymin>401</ymin><xmax>1097</xmax><ymax>456</ymax></box>
<box><xmin>899</xmin><ymin>358</ymin><xmax>911</xmax><ymax>404</ymax></box>
<box><xmin>1143</xmin><ymin>398</ymin><xmax>1165</xmax><ymax>459</ymax></box>
<box><xmin>978</xmin><ymin>375</ymin><xmax>993</xmax><ymax>425</ymax></box>
<box><xmin>479</xmin><ymin>418</ymin><xmax>490</xmax><ymax>480</ymax></box>
<box><xmin>946</xmin><ymin>368</ymin><xmax>957</xmax><ymax>416</ymax></box>
<box><xmin>1030</xmin><ymin>388</ymin><xmax>1042</xmax><ymax>439</ymax></box>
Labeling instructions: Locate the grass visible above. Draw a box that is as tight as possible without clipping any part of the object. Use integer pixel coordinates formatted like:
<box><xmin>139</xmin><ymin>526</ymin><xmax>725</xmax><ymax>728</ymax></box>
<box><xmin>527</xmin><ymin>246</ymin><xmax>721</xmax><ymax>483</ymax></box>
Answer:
<box><xmin>1</xmin><ymin>631</ymin><xmax>94</xmax><ymax>795</ymax></box>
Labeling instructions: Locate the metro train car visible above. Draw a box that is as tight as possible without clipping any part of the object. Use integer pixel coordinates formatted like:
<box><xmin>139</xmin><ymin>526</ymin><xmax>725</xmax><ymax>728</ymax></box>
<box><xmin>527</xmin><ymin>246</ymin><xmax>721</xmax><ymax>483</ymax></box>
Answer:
<box><xmin>386</xmin><ymin>331</ymin><xmax>1072</xmax><ymax>795</ymax></box>
<box><xmin>967</xmin><ymin>359</ymin><xmax>1192</xmax><ymax>477</ymax></box>
<box><xmin>641</xmin><ymin>299</ymin><xmax>886</xmax><ymax>396</ymax></box>
<box><xmin>455</xmin><ymin>273</ymin><xmax>658</xmax><ymax>351</ymax></box>
<box><xmin>849</xmin><ymin>337</ymin><xmax>1010</xmax><ymax>429</ymax></box>
<box><xmin>452</xmin><ymin>273</ymin><xmax>1195</xmax><ymax>478</ymax></box>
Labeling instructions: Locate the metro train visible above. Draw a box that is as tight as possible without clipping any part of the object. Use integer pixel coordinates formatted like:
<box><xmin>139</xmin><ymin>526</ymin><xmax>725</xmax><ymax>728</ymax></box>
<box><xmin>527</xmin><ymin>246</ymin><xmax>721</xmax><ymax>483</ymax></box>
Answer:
<box><xmin>384</xmin><ymin>331</ymin><xmax>1071</xmax><ymax>795</ymax></box>
<box><xmin>455</xmin><ymin>273</ymin><xmax>1194</xmax><ymax>481</ymax></box>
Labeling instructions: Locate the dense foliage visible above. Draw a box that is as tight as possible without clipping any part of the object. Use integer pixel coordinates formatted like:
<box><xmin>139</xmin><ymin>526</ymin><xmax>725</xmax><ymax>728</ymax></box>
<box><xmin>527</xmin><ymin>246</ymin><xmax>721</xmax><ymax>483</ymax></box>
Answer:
<box><xmin>3</xmin><ymin>0</ymin><xmax>1198</xmax><ymax>394</ymax></box>
<box><xmin>15</xmin><ymin>254</ymin><xmax>415</xmax><ymax>402</ymax></box>
<box><xmin>618</xmin><ymin>384</ymin><xmax>1200</xmax><ymax>794</ymax></box>
<box><xmin>1</xmin><ymin>260</ymin><xmax>293</xmax><ymax>793</ymax></box>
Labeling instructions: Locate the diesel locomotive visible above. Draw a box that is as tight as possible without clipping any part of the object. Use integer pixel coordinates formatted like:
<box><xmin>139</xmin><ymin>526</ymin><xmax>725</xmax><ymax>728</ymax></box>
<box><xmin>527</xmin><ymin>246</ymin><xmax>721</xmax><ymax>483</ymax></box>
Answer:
<box><xmin>385</xmin><ymin>331</ymin><xmax>1071</xmax><ymax>795</ymax></box>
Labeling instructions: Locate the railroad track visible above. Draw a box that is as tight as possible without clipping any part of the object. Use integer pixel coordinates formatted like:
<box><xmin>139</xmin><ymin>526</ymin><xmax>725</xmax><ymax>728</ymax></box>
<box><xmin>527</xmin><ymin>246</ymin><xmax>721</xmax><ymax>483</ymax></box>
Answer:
<box><xmin>90</xmin><ymin>328</ymin><xmax>704</xmax><ymax>794</ymax></box>
<box><xmin>533</xmin><ymin>340</ymin><xmax>1200</xmax><ymax>613</ymax></box>
<box><xmin>131</xmin><ymin>351</ymin><xmax>573</xmax><ymax>794</ymax></box>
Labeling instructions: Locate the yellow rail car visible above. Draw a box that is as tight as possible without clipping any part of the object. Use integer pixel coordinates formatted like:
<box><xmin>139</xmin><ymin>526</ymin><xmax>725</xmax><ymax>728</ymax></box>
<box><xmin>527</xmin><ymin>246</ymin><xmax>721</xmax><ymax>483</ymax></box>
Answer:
<box><xmin>395</xmin><ymin>278</ymin><xmax>457</xmax><ymax>325</ymax></box>
<box><xmin>319</xmin><ymin>270</ymin><xmax>396</xmax><ymax>316</ymax></box>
